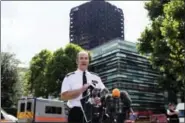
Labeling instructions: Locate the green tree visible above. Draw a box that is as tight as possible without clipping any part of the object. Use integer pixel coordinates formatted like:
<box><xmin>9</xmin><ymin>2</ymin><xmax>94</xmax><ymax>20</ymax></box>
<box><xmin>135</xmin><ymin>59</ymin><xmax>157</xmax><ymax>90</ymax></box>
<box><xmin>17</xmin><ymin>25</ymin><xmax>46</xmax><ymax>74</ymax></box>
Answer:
<box><xmin>15</xmin><ymin>67</ymin><xmax>29</xmax><ymax>97</ymax></box>
<box><xmin>45</xmin><ymin>44</ymin><xmax>83</xmax><ymax>97</ymax></box>
<box><xmin>138</xmin><ymin>0</ymin><xmax>185</xmax><ymax>100</ymax></box>
<box><xmin>1</xmin><ymin>52</ymin><xmax>20</xmax><ymax>108</ymax></box>
<box><xmin>26</xmin><ymin>49</ymin><xmax>52</xmax><ymax>97</ymax></box>
<box><xmin>23</xmin><ymin>69</ymin><xmax>32</xmax><ymax>96</ymax></box>
<box><xmin>26</xmin><ymin>43</ymin><xmax>85</xmax><ymax>98</ymax></box>
<box><xmin>64</xmin><ymin>43</ymin><xmax>84</xmax><ymax>69</ymax></box>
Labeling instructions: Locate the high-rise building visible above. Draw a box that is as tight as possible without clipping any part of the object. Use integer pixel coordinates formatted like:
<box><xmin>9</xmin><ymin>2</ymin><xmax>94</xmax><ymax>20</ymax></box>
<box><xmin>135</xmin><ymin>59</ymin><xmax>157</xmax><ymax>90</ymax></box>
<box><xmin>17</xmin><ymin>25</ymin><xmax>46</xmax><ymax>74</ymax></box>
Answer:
<box><xmin>89</xmin><ymin>38</ymin><xmax>165</xmax><ymax>113</ymax></box>
<box><xmin>69</xmin><ymin>0</ymin><xmax>124</xmax><ymax>50</ymax></box>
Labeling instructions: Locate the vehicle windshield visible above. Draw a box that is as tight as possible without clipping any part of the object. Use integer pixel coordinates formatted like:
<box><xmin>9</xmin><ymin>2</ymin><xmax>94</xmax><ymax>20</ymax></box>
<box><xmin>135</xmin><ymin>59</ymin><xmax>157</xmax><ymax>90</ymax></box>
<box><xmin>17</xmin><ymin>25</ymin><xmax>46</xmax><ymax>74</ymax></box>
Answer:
<box><xmin>179</xmin><ymin>110</ymin><xmax>185</xmax><ymax>118</ymax></box>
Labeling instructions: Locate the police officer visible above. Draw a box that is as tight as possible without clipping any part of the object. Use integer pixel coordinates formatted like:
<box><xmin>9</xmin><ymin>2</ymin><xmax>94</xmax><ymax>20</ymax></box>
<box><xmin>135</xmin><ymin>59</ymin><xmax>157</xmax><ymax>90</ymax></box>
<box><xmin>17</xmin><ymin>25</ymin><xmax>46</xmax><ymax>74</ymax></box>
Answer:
<box><xmin>61</xmin><ymin>51</ymin><xmax>106</xmax><ymax>123</ymax></box>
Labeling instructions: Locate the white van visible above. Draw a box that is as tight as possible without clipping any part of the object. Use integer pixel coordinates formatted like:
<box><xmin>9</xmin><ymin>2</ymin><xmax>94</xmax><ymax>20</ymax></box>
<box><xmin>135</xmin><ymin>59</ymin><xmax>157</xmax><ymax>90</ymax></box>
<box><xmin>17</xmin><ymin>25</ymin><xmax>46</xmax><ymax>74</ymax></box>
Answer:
<box><xmin>176</xmin><ymin>103</ymin><xmax>185</xmax><ymax>123</ymax></box>
<box><xmin>17</xmin><ymin>97</ymin><xmax>68</xmax><ymax>123</ymax></box>
<box><xmin>1</xmin><ymin>108</ymin><xmax>18</xmax><ymax>123</ymax></box>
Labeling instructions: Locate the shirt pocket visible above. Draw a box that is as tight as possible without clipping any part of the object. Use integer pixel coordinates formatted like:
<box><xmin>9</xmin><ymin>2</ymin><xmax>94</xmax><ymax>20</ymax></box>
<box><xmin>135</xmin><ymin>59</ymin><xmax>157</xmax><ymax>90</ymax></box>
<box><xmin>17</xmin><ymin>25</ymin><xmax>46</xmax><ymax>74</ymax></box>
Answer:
<box><xmin>71</xmin><ymin>80</ymin><xmax>82</xmax><ymax>90</ymax></box>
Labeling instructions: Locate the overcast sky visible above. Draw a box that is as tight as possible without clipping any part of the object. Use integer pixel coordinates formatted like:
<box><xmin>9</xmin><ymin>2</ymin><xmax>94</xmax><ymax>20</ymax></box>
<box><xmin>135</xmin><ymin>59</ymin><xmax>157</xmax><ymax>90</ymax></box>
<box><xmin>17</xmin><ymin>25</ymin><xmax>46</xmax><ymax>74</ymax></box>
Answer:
<box><xmin>1</xmin><ymin>1</ymin><xmax>150</xmax><ymax>67</ymax></box>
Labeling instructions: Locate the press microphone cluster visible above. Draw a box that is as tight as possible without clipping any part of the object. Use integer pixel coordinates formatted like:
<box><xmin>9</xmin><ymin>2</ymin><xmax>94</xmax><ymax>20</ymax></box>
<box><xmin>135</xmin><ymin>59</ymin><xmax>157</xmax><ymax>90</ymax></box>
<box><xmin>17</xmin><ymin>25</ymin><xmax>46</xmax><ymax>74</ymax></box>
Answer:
<box><xmin>86</xmin><ymin>81</ymin><xmax>131</xmax><ymax>107</ymax></box>
<box><xmin>84</xmin><ymin>86</ymin><xmax>133</xmax><ymax>123</ymax></box>
<box><xmin>89</xmin><ymin>86</ymin><xmax>132</xmax><ymax>105</ymax></box>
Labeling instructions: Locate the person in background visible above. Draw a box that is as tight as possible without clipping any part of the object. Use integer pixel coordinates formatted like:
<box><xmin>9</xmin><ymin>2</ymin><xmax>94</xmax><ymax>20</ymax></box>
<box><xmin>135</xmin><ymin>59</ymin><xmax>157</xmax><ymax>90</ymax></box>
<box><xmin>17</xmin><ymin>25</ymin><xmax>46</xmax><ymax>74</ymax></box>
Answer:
<box><xmin>117</xmin><ymin>91</ymin><xmax>133</xmax><ymax>123</ymax></box>
<box><xmin>167</xmin><ymin>103</ymin><xmax>179</xmax><ymax>123</ymax></box>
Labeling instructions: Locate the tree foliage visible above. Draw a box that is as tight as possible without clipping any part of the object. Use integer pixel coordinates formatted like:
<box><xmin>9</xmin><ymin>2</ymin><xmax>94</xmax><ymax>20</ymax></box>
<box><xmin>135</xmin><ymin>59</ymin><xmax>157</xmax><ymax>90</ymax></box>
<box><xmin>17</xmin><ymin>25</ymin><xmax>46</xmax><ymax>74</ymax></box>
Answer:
<box><xmin>26</xmin><ymin>49</ymin><xmax>52</xmax><ymax>97</ymax></box>
<box><xmin>1</xmin><ymin>52</ymin><xmax>20</xmax><ymax>108</ymax></box>
<box><xmin>46</xmin><ymin>48</ymin><xmax>71</xmax><ymax>97</ymax></box>
<box><xmin>45</xmin><ymin>44</ymin><xmax>83</xmax><ymax>97</ymax></box>
<box><xmin>138</xmin><ymin>0</ymin><xmax>185</xmax><ymax>94</ymax></box>
<box><xmin>26</xmin><ymin>43</ymin><xmax>84</xmax><ymax>97</ymax></box>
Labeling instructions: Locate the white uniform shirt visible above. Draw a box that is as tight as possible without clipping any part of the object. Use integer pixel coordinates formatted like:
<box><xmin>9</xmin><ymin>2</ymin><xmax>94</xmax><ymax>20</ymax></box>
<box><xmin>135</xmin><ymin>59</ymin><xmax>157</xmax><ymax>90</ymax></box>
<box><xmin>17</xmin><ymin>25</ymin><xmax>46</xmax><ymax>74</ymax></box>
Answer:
<box><xmin>61</xmin><ymin>69</ymin><xmax>105</xmax><ymax>108</ymax></box>
<box><xmin>167</xmin><ymin>109</ymin><xmax>179</xmax><ymax>114</ymax></box>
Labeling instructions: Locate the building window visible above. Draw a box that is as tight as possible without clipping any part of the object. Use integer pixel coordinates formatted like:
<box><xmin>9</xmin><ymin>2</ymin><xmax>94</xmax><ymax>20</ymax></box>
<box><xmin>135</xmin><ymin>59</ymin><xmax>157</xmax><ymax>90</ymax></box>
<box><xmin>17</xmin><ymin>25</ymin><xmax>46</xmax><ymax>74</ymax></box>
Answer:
<box><xmin>106</xmin><ymin>61</ymin><xmax>117</xmax><ymax>66</ymax></box>
<box><xmin>27</xmin><ymin>102</ymin><xmax>32</xmax><ymax>112</ymax></box>
<box><xmin>107</xmin><ymin>74</ymin><xmax>117</xmax><ymax>79</ymax></box>
<box><xmin>102</xmin><ymin>50</ymin><xmax>118</xmax><ymax>57</ymax></box>
<box><xmin>102</xmin><ymin>43</ymin><xmax>118</xmax><ymax>50</ymax></box>
<box><xmin>20</xmin><ymin>103</ymin><xmax>25</xmax><ymax>112</ymax></box>
<box><xmin>45</xmin><ymin>106</ymin><xmax>62</xmax><ymax>114</ymax></box>
<box><xmin>116</xmin><ymin>53</ymin><xmax>126</xmax><ymax>57</ymax></box>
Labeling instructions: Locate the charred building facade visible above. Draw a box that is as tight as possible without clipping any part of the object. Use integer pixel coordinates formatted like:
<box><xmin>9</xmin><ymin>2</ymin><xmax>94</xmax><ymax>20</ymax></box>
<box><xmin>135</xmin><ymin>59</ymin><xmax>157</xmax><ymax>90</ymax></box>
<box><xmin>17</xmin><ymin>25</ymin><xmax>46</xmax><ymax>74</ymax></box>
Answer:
<box><xmin>69</xmin><ymin>0</ymin><xmax>124</xmax><ymax>49</ymax></box>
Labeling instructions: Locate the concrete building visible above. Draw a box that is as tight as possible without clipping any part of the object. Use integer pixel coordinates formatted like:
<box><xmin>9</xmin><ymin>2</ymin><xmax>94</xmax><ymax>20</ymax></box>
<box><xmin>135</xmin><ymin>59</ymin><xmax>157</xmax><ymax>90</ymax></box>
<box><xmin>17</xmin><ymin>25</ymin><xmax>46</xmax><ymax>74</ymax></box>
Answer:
<box><xmin>90</xmin><ymin>38</ymin><xmax>165</xmax><ymax>113</ymax></box>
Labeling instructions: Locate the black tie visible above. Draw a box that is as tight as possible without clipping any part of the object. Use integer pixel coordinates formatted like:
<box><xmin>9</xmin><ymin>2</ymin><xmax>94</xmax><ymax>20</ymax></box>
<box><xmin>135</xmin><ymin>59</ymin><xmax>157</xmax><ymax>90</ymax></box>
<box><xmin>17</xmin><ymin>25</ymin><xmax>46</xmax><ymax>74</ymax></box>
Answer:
<box><xmin>83</xmin><ymin>71</ymin><xmax>87</xmax><ymax>97</ymax></box>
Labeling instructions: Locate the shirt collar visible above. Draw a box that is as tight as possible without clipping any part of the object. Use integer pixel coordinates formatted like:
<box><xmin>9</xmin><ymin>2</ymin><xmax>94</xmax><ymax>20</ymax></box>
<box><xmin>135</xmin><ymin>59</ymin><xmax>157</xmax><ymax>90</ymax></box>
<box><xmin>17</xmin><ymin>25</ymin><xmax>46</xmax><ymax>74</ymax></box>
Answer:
<box><xmin>76</xmin><ymin>69</ymin><xmax>88</xmax><ymax>74</ymax></box>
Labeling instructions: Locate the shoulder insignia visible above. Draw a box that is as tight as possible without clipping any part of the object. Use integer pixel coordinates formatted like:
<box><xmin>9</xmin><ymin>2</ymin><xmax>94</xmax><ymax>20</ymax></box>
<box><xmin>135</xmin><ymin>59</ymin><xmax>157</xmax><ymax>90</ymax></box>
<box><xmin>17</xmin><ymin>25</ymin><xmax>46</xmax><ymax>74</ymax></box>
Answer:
<box><xmin>92</xmin><ymin>80</ymin><xmax>98</xmax><ymax>86</ymax></box>
<box><xmin>66</xmin><ymin>72</ymin><xmax>75</xmax><ymax>77</ymax></box>
<box><xmin>90</xmin><ymin>72</ymin><xmax>99</xmax><ymax>76</ymax></box>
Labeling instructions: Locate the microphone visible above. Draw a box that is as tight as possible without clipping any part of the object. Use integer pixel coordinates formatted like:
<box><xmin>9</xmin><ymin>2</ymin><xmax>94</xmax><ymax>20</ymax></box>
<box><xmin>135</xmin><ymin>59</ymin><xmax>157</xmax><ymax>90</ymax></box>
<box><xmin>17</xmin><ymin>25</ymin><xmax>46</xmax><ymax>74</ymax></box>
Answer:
<box><xmin>100</xmin><ymin>88</ymin><xmax>109</xmax><ymax>98</ymax></box>
<box><xmin>112</xmin><ymin>88</ymin><xmax>120</xmax><ymax>98</ymax></box>
<box><xmin>86</xmin><ymin>83</ymin><xmax>96</xmax><ymax>95</ymax></box>
<box><xmin>92</xmin><ymin>88</ymin><xmax>101</xmax><ymax>97</ymax></box>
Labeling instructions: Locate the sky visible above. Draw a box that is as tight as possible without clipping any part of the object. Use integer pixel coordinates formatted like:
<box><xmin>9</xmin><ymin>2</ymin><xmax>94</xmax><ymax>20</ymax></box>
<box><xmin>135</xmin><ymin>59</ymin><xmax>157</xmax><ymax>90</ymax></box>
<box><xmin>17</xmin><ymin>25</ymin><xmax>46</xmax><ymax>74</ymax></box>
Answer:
<box><xmin>1</xmin><ymin>1</ymin><xmax>150</xmax><ymax>67</ymax></box>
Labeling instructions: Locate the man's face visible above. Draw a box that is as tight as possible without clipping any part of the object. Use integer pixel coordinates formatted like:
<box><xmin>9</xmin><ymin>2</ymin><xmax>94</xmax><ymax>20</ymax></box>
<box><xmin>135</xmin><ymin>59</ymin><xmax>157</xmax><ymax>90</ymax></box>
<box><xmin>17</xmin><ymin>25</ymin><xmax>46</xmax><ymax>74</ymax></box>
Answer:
<box><xmin>77</xmin><ymin>52</ymin><xmax>89</xmax><ymax>71</ymax></box>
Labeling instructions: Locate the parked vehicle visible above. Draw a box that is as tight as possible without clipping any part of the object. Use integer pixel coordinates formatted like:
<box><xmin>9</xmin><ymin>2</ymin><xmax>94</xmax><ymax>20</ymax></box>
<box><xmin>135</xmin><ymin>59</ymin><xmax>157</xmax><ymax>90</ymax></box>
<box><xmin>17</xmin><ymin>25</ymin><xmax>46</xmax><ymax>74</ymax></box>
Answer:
<box><xmin>1</xmin><ymin>108</ymin><xmax>18</xmax><ymax>123</ymax></box>
<box><xmin>17</xmin><ymin>97</ymin><xmax>68</xmax><ymax>123</ymax></box>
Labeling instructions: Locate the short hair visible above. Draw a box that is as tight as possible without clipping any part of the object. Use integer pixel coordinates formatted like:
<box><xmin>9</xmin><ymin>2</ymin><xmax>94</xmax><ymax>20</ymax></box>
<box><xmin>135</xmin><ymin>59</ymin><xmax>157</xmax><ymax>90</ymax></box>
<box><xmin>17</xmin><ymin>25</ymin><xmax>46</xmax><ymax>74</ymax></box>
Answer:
<box><xmin>76</xmin><ymin>50</ymin><xmax>89</xmax><ymax>60</ymax></box>
<box><xmin>168</xmin><ymin>103</ymin><xmax>175</xmax><ymax>107</ymax></box>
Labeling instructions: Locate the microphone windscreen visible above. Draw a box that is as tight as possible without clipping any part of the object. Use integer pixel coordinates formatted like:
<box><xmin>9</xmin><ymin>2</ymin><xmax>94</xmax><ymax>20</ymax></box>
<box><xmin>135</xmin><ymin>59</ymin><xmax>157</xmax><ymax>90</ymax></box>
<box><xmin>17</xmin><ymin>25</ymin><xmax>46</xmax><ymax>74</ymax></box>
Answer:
<box><xmin>92</xmin><ymin>88</ymin><xmax>100</xmax><ymax>97</ymax></box>
<box><xmin>112</xmin><ymin>88</ymin><xmax>120</xmax><ymax>98</ymax></box>
<box><xmin>100</xmin><ymin>88</ymin><xmax>109</xmax><ymax>97</ymax></box>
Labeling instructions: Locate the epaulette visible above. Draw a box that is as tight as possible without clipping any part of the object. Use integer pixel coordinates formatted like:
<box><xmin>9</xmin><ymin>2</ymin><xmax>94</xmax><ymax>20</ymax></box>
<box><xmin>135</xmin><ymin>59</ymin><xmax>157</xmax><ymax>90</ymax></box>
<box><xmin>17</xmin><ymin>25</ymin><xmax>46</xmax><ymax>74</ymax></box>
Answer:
<box><xmin>90</xmin><ymin>72</ymin><xmax>99</xmax><ymax>76</ymax></box>
<box><xmin>66</xmin><ymin>72</ymin><xmax>75</xmax><ymax>77</ymax></box>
